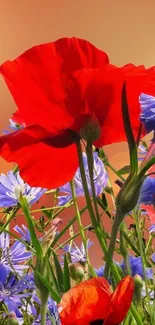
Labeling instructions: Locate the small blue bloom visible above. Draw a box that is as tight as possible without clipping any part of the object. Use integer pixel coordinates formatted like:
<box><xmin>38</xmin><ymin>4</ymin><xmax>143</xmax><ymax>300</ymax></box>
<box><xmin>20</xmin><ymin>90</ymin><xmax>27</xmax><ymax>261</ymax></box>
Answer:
<box><xmin>0</xmin><ymin>170</ymin><xmax>46</xmax><ymax>207</ymax></box>
<box><xmin>58</xmin><ymin>152</ymin><xmax>108</xmax><ymax>205</ymax></box>
<box><xmin>138</xmin><ymin>176</ymin><xmax>155</xmax><ymax>205</ymax></box>
<box><xmin>2</xmin><ymin>119</ymin><xmax>25</xmax><ymax>135</ymax></box>
<box><xmin>138</xmin><ymin>143</ymin><xmax>148</xmax><ymax>161</ymax></box>
<box><xmin>0</xmin><ymin>232</ymin><xmax>32</xmax><ymax>274</ymax></box>
<box><xmin>121</xmin><ymin>256</ymin><xmax>153</xmax><ymax>279</ymax></box>
<box><xmin>95</xmin><ymin>256</ymin><xmax>153</xmax><ymax>280</ymax></box>
<box><xmin>61</xmin><ymin>240</ymin><xmax>93</xmax><ymax>264</ymax></box>
<box><xmin>148</xmin><ymin>224</ymin><xmax>155</xmax><ymax>233</ymax></box>
<box><xmin>139</xmin><ymin>93</ymin><xmax>155</xmax><ymax>133</ymax></box>
<box><xmin>14</xmin><ymin>224</ymin><xmax>31</xmax><ymax>243</ymax></box>
<box><xmin>0</xmin><ymin>264</ymin><xmax>34</xmax><ymax>316</ymax></box>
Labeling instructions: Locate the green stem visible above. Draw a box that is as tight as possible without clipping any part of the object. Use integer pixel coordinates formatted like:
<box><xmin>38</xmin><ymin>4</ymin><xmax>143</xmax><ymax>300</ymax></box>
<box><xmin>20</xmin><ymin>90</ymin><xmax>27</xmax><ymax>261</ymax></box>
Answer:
<box><xmin>104</xmin><ymin>211</ymin><xmax>121</xmax><ymax>279</ymax></box>
<box><xmin>70</xmin><ymin>180</ymin><xmax>96</xmax><ymax>276</ymax></box>
<box><xmin>0</xmin><ymin>206</ymin><xmax>19</xmax><ymax>234</ymax></box>
<box><xmin>40</xmin><ymin>295</ymin><xmax>48</xmax><ymax>325</ymax></box>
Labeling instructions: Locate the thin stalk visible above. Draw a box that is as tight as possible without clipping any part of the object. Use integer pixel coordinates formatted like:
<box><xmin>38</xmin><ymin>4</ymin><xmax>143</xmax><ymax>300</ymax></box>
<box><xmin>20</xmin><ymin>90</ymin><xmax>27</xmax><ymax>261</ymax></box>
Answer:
<box><xmin>70</xmin><ymin>180</ymin><xmax>96</xmax><ymax>276</ymax></box>
<box><xmin>0</xmin><ymin>206</ymin><xmax>19</xmax><ymax>234</ymax></box>
<box><xmin>40</xmin><ymin>295</ymin><xmax>48</xmax><ymax>325</ymax></box>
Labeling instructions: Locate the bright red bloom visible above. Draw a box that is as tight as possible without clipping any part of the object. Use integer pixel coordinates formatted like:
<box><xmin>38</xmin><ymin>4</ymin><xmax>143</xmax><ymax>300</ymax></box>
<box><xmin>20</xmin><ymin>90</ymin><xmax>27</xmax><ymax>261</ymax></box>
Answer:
<box><xmin>59</xmin><ymin>276</ymin><xmax>134</xmax><ymax>325</ymax></box>
<box><xmin>0</xmin><ymin>38</ymin><xmax>155</xmax><ymax>188</ymax></box>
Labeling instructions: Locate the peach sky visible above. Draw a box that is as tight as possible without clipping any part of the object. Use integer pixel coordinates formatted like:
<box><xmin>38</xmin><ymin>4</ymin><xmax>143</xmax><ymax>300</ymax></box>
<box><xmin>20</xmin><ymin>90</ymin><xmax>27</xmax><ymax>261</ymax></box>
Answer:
<box><xmin>0</xmin><ymin>0</ymin><xmax>154</xmax><ymax>267</ymax></box>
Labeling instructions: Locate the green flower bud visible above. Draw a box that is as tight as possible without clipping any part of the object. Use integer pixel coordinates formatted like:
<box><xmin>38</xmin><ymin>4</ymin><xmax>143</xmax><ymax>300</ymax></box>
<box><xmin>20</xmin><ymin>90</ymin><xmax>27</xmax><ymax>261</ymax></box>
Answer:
<box><xmin>134</xmin><ymin>274</ymin><xmax>143</xmax><ymax>303</ymax></box>
<box><xmin>116</xmin><ymin>174</ymin><xmax>145</xmax><ymax>216</ymax></box>
<box><xmin>68</xmin><ymin>263</ymin><xmax>77</xmax><ymax>280</ymax></box>
<box><xmin>76</xmin><ymin>266</ymin><xmax>85</xmax><ymax>281</ymax></box>
<box><xmin>80</xmin><ymin>116</ymin><xmax>101</xmax><ymax>142</ymax></box>
<box><xmin>34</xmin><ymin>256</ymin><xmax>50</xmax><ymax>300</ymax></box>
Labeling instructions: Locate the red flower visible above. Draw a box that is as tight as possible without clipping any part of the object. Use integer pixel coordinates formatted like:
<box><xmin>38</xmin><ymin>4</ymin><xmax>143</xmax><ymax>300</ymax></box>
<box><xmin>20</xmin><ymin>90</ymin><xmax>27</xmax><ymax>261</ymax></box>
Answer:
<box><xmin>59</xmin><ymin>276</ymin><xmax>134</xmax><ymax>325</ymax></box>
<box><xmin>0</xmin><ymin>37</ymin><xmax>155</xmax><ymax>188</ymax></box>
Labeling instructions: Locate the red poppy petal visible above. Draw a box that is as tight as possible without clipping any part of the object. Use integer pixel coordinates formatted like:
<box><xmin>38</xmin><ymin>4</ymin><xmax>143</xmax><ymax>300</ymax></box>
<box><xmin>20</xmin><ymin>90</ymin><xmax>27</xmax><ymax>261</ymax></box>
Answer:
<box><xmin>81</xmin><ymin>64</ymin><xmax>155</xmax><ymax>146</ymax></box>
<box><xmin>104</xmin><ymin>276</ymin><xmax>134</xmax><ymax>325</ymax></box>
<box><xmin>0</xmin><ymin>125</ymin><xmax>78</xmax><ymax>188</ymax></box>
<box><xmin>60</xmin><ymin>277</ymin><xmax>111</xmax><ymax>325</ymax></box>
<box><xmin>0</xmin><ymin>38</ymin><xmax>109</xmax><ymax>130</ymax></box>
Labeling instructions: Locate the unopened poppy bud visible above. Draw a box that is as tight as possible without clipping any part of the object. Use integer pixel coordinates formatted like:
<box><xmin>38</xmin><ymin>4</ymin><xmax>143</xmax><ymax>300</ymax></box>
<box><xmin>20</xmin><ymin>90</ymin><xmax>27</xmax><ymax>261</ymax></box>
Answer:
<box><xmin>116</xmin><ymin>174</ymin><xmax>145</xmax><ymax>216</ymax></box>
<box><xmin>76</xmin><ymin>266</ymin><xmax>85</xmax><ymax>280</ymax></box>
<box><xmin>8</xmin><ymin>312</ymin><xmax>19</xmax><ymax>325</ymax></box>
<box><xmin>134</xmin><ymin>274</ymin><xmax>143</xmax><ymax>303</ymax></box>
<box><xmin>80</xmin><ymin>116</ymin><xmax>101</xmax><ymax>142</ymax></box>
<box><xmin>34</xmin><ymin>256</ymin><xmax>50</xmax><ymax>300</ymax></box>
<box><xmin>68</xmin><ymin>263</ymin><xmax>77</xmax><ymax>280</ymax></box>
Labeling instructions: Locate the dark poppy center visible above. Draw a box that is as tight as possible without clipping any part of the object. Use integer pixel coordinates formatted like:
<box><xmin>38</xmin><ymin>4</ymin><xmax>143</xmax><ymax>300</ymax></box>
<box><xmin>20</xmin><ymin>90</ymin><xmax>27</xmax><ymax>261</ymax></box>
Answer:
<box><xmin>90</xmin><ymin>320</ymin><xmax>104</xmax><ymax>325</ymax></box>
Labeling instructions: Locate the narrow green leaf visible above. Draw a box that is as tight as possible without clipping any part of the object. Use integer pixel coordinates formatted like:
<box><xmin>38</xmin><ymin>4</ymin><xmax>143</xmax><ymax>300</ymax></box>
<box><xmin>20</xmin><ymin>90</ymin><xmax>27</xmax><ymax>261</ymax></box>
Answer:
<box><xmin>20</xmin><ymin>196</ymin><xmax>42</xmax><ymax>257</ymax></box>
<box><xmin>121</xmin><ymin>82</ymin><xmax>138</xmax><ymax>174</ymax></box>
<box><xmin>52</xmin><ymin>250</ymin><xmax>64</xmax><ymax>292</ymax></box>
<box><xmin>118</xmin><ymin>165</ymin><xmax>130</xmax><ymax>175</ymax></box>
<box><xmin>139</xmin><ymin>156</ymin><xmax>155</xmax><ymax>178</ymax></box>
<box><xmin>47</xmin><ymin>260</ymin><xmax>61</xmax><ymax>295</ymax></box>
<box><xmin>63</xmin><ymin>254</ymin><xmax>71</xmax><ymax>292</ymax></box>
<box><xmin>34</xmin><ymin>269</ymin><xmax>61</xmax><ymax>303</ymax></box>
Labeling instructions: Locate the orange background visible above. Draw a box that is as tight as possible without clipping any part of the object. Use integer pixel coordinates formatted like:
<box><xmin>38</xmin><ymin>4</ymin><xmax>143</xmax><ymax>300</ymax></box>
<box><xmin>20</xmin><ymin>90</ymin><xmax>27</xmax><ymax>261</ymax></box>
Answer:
<box><xmin>0</xmin><ymin>1</ymin><xmax>153</xmax><ymax>267</ymax></box>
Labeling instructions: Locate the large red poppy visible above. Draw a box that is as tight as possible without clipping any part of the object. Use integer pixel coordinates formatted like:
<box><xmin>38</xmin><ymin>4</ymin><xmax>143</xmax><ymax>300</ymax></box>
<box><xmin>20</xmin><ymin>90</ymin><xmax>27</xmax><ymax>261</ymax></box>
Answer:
<box><xmin>59</xmin><ymin>276</ymin><xmax>134</xmax><ymax>325</ymax></box>
<box><xmin>0</xmin><ymin>38</ymin><xmax>155</xmax><ymax>188</ymax></box>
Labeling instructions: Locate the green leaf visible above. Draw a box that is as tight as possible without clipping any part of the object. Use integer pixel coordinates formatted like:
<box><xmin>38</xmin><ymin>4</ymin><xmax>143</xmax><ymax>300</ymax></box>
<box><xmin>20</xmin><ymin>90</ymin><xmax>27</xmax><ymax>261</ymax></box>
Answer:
<box><xmin>52</xmin><ymin>250</ymin><xmax>64</xmax><ymax>292</ymax></box>
<box><xmin>121</xmin><ymin>82</ymin><xmax>138</xmax><ymax>175</ymax></box>
<box><xmin>34</xmin><ymin>269</ymin><xmax>61</xmax><ymax>303</ymax></box>
<box><xmin>63</xmin><ymin>254</ymin><xmax>71</xmax><ymax>292</ymax></box>
<box><xmin>47</xmin><ymin>260</ymin><xmax>61</xmax><ymax>295</ymax></box>
<box><xmin>118</xmin><ymin>165</ymin><xmax>130</xmax><ymax>175</ymax></box>
<box><xmin>139</xmin><ymin>156</ymin><xmax>155</xmax><ymax>178</ymax></box>
<box><xmin>20</xmin><ymin>196</ymin><xmax>42</xmax><ymax>257</ymax></box>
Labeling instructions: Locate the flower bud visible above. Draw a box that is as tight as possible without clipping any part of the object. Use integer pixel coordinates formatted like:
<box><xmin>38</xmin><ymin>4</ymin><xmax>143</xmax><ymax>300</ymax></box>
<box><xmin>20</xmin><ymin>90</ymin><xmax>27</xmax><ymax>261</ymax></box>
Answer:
<box><xmin>80</xmin><ymin>116</ymin><xmax>101</xmax><ymax>142</ymax></box>
<box><xmin>34</xmin><ymin>256</ymin><xmax>50</xmax><ymax>300</ymax></box>
<box><xmin>76</xmin><ymin>266</ymin><xmax>85</xmax><ymax>281</ymax></box>
<box><xmin>116</xmin><ymin>174</ymin><xmax>145</xmax><ymax>216</ymax></box>
<box><xmin>8</xmin><ymin>312</ymin><xmax>19</xmax><ymax>325</ymax></box>
<box><xmin>134</xmin><ymin>274</ymin><xmax>143</xmax><ymax>303</ymax></box>
<box><xmin>68</xmin><ymin>263</ymin><xmax>77</xmax><ymax>280</ymax></box>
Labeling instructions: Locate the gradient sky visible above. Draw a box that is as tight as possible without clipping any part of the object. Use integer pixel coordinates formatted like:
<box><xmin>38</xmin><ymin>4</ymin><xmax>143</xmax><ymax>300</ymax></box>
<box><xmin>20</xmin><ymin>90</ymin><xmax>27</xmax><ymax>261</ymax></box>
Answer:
<box><xmin>0</xmin><ymin>0</ymin><xmax>153</xmax><ymax>266</ymax></box>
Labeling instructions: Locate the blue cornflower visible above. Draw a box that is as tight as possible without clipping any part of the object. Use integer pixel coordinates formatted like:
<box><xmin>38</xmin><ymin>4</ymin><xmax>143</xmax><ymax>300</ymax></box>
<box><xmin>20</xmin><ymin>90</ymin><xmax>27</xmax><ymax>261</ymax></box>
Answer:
<box><xmin>138</xmin><ymin>176</ymin><xmax>155</xmax><ymax>206</ymax></box>
<box><xmin>14</xmin><ymin>224</ymin><xmax>31</xmax><ymax>243</ymax></box>
<box><xmin>61</xmin><ymin>240</ymin><xmax>93</xmax><ymax>264</ymax></box>
<box><xmin>0</xmin><ymin>170</ymin><xmax>46</xmax><ymax>207</ymax></box>
<box><xmin>95</xmin><ymin>256</ymin><xmax>153</xmax><ymax>279</ymax></box>
<box><xmin>139</xmin><ymin>93</ymin><xmax>155</xmax><ymax>133</ymax></box>
<box><xmin>2</xmin><ymin>119</ymin><xmax>25</xmax><ymax>135</ymax></box>
<box><xmin>58</xmin><ymin>152</ymin><xmax>108</xmax><ymax>205</ymax></box>
<box><xmin>148</xmin><ymin>224</ymin><xmax>155</xmax><ymax>233</ymax></box>
<box><xmin>0</xmin><ymin>264</ymin><xmax>34</xmax><ymax>317</ymax></box>
<box><xmin>121</xmin><ymin>256</ymin><xmax>153</xmax><ymax>279</ymax></box>
<box><xmin>138</xmin><ymin>143</ymin><xmax>148</xmax><ymax>161</ymax></box>
<box><xmin>0</xmin><ymin>232</ymin><xmax>32</xmax><ymax>274</ymax></box>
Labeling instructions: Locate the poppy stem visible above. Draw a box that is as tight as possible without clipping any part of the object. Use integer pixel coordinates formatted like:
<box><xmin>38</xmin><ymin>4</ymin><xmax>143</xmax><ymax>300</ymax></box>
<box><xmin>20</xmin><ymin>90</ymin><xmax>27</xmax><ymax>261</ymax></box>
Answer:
<box><xmin>40</xmin><ymin>294</ymin><xmax>48</xmax><ymax>325</ymax></box>
<box><xmin>76</xmin><ymin>140</ymin><xmax>120</xmax><ymax>281</ymax></box>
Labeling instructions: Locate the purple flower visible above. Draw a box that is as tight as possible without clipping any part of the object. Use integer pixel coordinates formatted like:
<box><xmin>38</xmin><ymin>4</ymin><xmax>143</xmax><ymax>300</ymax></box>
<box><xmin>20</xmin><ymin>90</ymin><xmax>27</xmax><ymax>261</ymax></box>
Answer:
<box><xmin>14</xmin><ymin>224</ymin><xmax>31</xmax><ymax>244</ymax></box>
<box><xmin>58</xmin><ymin>152</ymin><xmax>108</xmax><ymax>205</ymax></box>
<box><xmin>0</xmin><ymin>232</ymin><xmax>32</xmax><ymax>274</ymax></box>
<box><xmin>2</xmin><ymin>119</ymin><xmax>25</xmax><ymax>135</ymax></box>
<box><xmin>139</xmin><ymin>93</ymin><xmax>155</xmax><ymax>133</ymax></box>
<box><xmin>95</xmin><ymin>256</ymin><xmax>153</xmax><ymax>279</ymax></box>
<box><xmin>148</xmin><ymin>224</ymin><xmax>155</xmax><ymax>233</ymax></box>
<box><xmin>61</xmin><ymin>240</ymin><xmax>93</xmax><ymax>264</ymax></box>
<box><xmin>121</xmin><ymin>256</ymin><xmax>153</xmax><ymax>279</ymax></box>
<box><xmin>138</xmin><ymin>177</ymin><xmax>155</xmax><ymax>206</ymax></box>
<box><xmin>0</xmin><ymin>264</ymin><xmax>34</xmax><ymax>317</ymax></box>
<box><xmin>0</xmin><ymin>170</ymin><xmax>46</xmax><ymax>207</ymax></box>
<box><xmin>138</xmin><ymin>143</ymin><xmax>148</xmax><ymax>161</ymax></box>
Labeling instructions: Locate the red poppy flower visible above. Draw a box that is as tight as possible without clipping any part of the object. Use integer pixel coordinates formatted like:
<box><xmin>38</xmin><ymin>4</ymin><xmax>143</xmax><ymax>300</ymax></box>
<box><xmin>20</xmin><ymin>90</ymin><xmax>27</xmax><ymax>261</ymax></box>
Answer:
<box><xmin>0</xmin><ymin>38</ymin><xmax>155</xmax><ymax>188</ymax></box>
<box><xmin>59</xmin><ymin>276</ymin><xmax>134</xmax><ymax>325</ymax></box>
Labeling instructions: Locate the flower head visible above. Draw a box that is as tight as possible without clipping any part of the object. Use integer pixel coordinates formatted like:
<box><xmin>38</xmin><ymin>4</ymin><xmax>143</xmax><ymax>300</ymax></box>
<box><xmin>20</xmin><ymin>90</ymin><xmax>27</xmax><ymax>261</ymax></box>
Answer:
<box><xmin>61</xmin><ymin>240</ymin><xmax>93</xmax><ymax>264</ymax></box>
<box><xmin>139</xmin><ymin>93</ymin><xmax>155</xmax><ymax>133</ymax></box>
<box><xmin>2</xmin><ymin>119</ymin><xmax>25</xmax><ymax>135</ymax></box>
<box><xmin>0</xmin><ymin>232</ymin><xmax>32</xmax><ymax>274</ymax></box>
<box><xmin>0</xmin><ymin>170</ymin><xmax>46</xmax><ymax>207</ymax></box>
<box><xmin>59</xmin><ymin>276</ymin><xmax>134</xmax><ymax>325</ymax></box>
<box><xmin>121</xmin><ymin>256</ymin><xmax>153</xmax><ymax>279</ymax></box>
<box><xmin>0</xmin><ymin>265</ymin><xmax>34</xmax><ymax>316</ymax></box>
<box><xmin>0</xmin><ymin>39</ymin><xmax>154</xmax><ymax>188</ymax></box>
<box><xmin>58</xmin><ymin>152</ymin><xmax>108</xmax><ymax>205</ymax></box>
<box><xmin>138</xmin><ymin>176</ymin><xmax>155</xmax><ymax>206</ymax></box>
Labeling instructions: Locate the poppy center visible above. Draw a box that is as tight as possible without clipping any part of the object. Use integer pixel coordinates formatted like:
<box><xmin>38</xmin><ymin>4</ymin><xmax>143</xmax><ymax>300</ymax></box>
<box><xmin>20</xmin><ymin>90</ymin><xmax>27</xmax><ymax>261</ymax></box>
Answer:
<box><xmin>90</xmin><ymin>320</ymin><xmax>104</xmax><ymax>325</ymax></box>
